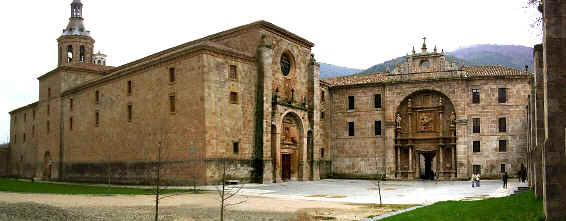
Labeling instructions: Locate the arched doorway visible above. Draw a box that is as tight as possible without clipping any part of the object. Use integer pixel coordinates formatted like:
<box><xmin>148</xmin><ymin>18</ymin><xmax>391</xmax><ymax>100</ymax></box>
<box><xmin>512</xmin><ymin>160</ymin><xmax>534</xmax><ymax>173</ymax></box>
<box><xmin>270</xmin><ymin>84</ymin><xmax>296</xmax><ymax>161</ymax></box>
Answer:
<box><xmin>277</xmin><ymin>112</ymin><xmax>304</xmax><ymax>181</ymax></box>
<box><xmin>43</xmin><ymin>151</ymin><xmax>52</xmax><ymax>179</ymax></box>
<box><xmin>395</xmin><ymin>90</ymin><xmax>457</xmax><ymax>180</ymax></box>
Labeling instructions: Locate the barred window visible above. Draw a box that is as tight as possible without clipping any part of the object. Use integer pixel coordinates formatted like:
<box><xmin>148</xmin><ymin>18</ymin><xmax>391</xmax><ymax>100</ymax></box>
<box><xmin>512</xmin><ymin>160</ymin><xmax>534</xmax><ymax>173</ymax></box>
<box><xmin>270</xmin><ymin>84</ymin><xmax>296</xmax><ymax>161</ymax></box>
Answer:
<box><xmin>230</xmin><ymin>92</ymin><xmax>239</xmax><ymax>104</ymax></box>
<box><xmin>229</xmin><ymin>65</ymin><xmax>237</xmax><ymax>80</ymax></box>
<box><xmin>348</xmin><ymin>122</ymin><xmax>355</xmax><ymax>136</ymax></box>
<box><xmin>348</xmin><ymin>96</ymin><xmax>355</xmax><ymax>110</ymax></box>
<box><xmin>169</xmin><ymin>95</ymin><xmax>176</xmax><ymax>113</ymax></box>
<box><xmin>375</xmin><ymin>121</ymin><xmax>382</xmax><ymax>136</ymax></box>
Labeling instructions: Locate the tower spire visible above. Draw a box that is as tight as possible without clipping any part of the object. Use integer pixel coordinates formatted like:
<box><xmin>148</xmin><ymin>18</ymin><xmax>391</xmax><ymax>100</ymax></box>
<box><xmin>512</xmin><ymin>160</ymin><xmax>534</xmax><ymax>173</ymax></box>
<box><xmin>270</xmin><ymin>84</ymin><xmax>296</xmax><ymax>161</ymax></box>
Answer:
<box><xmin>421</xmin><ymin>37</ymin><xmax>427</xmax><ymax>53</ymax></box>
<box><xmin>63</xmin><ymin>0</ymin><xmax>90</xmax><ymax>36</ymax></box>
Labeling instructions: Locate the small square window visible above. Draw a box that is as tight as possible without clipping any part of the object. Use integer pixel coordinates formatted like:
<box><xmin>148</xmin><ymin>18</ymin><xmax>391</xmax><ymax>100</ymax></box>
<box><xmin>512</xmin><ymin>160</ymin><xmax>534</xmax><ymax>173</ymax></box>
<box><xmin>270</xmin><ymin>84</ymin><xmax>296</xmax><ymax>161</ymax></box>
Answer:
<box><xmin>348</xmin><ymin>122</ymin><xmax>355</xmax><ymax>136</ymax></box>
<box><xmin>473</xmin><ymin>141</ymin><xmax>480</xmax><ymax>152</ymax></box>
<box><xmin>233</xmin><ymin>142</ymin><xmax>239</xmax><ymax>153</ymax></box>
<box><xmin>95</xmin><ymin>112</ymin><xmax>99</xmax><ymax>127</ymax></box>
<box><xmin>374</xmin><ymin>94</ymin><xmax>382</xmax><ymax>108</ymax></box>
<box><xmin>375</xmin><ymin>121</ymin><xmax>382</xmax><ymax>136</ymax></box>
<box><xmin>229</xmin><ymin>65</ymin><xmax>237</xmax><ymax>80</ymax></box>
<box><xmin>472</xmin><ymin>89</ymin><xmax>480</xmax><ymax>104</ymax></box>
<box><xmin>95</xmin><ymin>90</ymin><xmax>100</xmax><ymax>104</ymax></box>
<box><xmin>499</xmin><ymin>140</ymin><xmax>507</xmax><ymax>152</ymax></box>
<box><xmin>230</xmin><ymin>92</ymin><xmax>239</xmax><ymax>104</ymax></box>
<box><xmin>169</xmin><ymin>95</ymin><xmax>176</xmax><ymax>113</ymax></box>
<box><xmin>472</xmin><ymin>118</ymin><xmax>480</xmax><ymax>133</ymax></box>
<box><xmin>127</xmin><ymin>81</ymin><xmax>132</xmax><ymax>95</ymax></box>
<box><xmin>127</xmin><ymin>104</ymin><xmax>133</xmax><ymax>122</ymax></box>
<box><xmin>169</xmin><ymin>68</ymin><xmax>176</xmax><ymax>83</ymax></box>
<box><xmin>348</xmin><ymin>96</ymin><xmax>355</xmax><ymax>110</ymax></box>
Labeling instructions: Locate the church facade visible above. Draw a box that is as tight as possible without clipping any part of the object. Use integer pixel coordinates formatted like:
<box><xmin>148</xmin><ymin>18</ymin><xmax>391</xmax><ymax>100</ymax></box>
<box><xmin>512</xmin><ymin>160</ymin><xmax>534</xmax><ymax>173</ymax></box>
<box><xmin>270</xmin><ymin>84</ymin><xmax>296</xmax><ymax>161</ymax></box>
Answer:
<box><xmin>7</xmin><ymin>1</ymin><xmax>532</xmax><ymax>184</ymax></box>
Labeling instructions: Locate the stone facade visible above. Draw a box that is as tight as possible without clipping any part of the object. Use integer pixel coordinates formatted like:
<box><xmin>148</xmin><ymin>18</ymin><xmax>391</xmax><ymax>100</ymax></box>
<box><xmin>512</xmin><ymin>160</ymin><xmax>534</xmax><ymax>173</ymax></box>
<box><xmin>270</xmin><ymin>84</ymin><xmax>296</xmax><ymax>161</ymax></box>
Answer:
<box><xmin>324</xmin><ymin>44</ymin><xmax>532</xmax><ymax>180</ymax></box>
<box><xmin>7</xmin><ymin>1</ymin><xmax>532</xmax><ymax>186</ymax></box>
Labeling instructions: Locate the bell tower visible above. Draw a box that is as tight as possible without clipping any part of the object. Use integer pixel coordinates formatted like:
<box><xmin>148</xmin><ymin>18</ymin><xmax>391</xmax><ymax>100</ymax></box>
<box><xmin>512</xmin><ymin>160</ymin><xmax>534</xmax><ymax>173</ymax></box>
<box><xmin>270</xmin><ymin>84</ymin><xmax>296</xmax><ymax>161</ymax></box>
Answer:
<box><xmin>57</xmin><ymin>0</ymin><xmax>95</xmax><ymax>66</ymax></box>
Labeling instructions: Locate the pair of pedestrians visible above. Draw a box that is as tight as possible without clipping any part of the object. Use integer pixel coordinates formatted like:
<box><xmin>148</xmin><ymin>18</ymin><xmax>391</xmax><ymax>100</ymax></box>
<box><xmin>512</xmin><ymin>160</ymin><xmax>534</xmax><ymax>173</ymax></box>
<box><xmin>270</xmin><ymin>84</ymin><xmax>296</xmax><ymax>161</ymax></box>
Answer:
<box><xmin>471</xmin><ymin>174</ymin><xmax>480</xmax><ymax>187</ymax></box>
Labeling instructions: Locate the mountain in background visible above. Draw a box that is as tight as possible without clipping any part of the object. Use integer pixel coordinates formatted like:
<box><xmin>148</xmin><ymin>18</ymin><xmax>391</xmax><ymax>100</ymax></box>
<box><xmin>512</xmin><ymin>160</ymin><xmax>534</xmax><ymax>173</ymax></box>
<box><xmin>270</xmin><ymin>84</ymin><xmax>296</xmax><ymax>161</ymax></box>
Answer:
<box><xmin>319</xmin><ymin>63</ymin><xmax>362</xmax><ymax>79</ymax></box>
<box><xmin>320</xmin><ymin>44</ymin><xmax>533</xmax><ymax>78</ymax></box>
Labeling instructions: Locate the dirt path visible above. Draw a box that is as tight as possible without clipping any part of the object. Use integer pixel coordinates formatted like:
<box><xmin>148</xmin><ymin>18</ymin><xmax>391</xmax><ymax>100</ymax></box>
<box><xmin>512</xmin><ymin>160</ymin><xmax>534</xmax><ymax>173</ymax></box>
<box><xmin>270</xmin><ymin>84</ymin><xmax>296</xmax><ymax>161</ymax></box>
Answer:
<box><xmin>0</xmin><ymin>191</ymin><xmax>397</xmax><ymax>220</ymax></box>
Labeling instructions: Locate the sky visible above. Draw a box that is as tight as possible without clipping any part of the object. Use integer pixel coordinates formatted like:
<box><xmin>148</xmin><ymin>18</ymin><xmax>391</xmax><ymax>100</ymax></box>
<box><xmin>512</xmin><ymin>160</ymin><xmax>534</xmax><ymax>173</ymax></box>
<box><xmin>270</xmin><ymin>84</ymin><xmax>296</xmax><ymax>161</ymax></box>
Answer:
<box><xmin>0</xmin><ymin>0</ymin><xmax>541</xmax><ymax>141</ymax></box>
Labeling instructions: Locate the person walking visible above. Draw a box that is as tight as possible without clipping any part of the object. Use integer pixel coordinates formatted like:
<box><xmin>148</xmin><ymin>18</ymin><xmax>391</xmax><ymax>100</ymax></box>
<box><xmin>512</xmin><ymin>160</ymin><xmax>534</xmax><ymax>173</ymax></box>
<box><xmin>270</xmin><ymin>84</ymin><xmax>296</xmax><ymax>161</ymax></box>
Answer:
<box><xmin>502</xmin><ymin>171</ymin><xmax>508</xmax><ymax>189</ymax></box>
<box><xmin>476</xmin><ymin>174</ymin><xmax>480</xmax><ymax>187</ymax></box>
<box><xmin>520</xmin><ymin>164</ymin><xmax>527</xmax><ymax>183</ymax></box>
<box><xmin>471</xmin><ymin>174</ymin><xmax>476</xmax><ymax>188</ymax></box>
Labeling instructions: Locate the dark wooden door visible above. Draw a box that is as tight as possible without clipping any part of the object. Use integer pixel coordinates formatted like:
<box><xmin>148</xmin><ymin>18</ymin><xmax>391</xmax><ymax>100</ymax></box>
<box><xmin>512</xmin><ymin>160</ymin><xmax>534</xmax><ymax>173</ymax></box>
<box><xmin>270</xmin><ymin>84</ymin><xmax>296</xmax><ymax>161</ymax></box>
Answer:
<box><xmin>282</xmin><ymin>154</ymin><xmax>291</xmax><ymax>181</ymax></box>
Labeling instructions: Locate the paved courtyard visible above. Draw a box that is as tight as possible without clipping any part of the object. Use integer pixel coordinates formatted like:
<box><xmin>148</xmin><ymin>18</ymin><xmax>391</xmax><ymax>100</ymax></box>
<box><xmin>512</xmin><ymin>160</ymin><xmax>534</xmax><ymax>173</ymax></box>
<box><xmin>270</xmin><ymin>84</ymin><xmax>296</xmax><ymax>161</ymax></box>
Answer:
<box><xmin>230</xmin><ymin>179</ymin><xmax>525</xmax><ymax>205</ymax></box>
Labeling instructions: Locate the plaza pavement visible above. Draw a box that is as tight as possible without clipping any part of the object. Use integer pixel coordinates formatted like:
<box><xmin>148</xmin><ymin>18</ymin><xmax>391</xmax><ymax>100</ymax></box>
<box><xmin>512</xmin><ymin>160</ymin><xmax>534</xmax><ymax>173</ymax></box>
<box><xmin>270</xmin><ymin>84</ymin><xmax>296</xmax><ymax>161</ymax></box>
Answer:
<box><xmin>227</xmin><ymin>179</ymin><xmax>526</xmax><ymax>205</ymax></box>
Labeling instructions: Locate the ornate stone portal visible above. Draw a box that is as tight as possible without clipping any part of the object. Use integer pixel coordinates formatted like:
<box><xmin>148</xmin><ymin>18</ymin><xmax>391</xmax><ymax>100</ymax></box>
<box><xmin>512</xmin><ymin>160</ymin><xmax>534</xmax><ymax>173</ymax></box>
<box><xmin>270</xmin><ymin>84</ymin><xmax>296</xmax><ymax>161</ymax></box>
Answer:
<box><xmin>395</xmin><ymin>90</ymin><xmax>457</xmax><ymax>180</ymax></box>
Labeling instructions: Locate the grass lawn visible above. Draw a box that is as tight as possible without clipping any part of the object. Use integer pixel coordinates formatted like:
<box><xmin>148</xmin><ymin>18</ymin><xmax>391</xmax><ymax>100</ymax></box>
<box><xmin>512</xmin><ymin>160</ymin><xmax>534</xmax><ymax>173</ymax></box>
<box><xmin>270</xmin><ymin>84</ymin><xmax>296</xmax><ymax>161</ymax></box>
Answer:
<box><xmin>0</xmin><ymin>178</ymin><xmax>198</xmax><ymax>195</ymax></box>
<box><xmin>381</xmin><ymin>191</ymin><xmax>544</xmax><ymax>221</ymax></box>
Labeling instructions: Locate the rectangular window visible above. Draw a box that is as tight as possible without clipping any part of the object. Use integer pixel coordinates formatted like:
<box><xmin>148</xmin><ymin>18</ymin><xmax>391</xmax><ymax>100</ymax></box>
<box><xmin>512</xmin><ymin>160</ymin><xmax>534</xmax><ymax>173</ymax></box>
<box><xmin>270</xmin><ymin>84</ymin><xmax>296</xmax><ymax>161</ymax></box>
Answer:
<box><xmin>229</xmin><ymin>65</ymin><xmax>237</xmax><ymax>80</ymax></box>
<box><xmin>321</xmin><ymin>148</ymin><xmax>325</xmax><ymax>158</ymax></box>
<box><xmin>473</xmin><ymin>165</ymin><xmax>481</xmax><ymax>175</ymax></box>
<box><xmin>472</xmin><ymin>89</ymin><xmax>480</xmax><ymax>104</ymax></box>
<box><xmin>47</xmin><ymin>121</ymin><xmax>50</xmax><ymax>134</ymax></box>
<box><xmin>230</xmin><ymin>92</ymin><xmax>239</xmax><ymax>104</ymax></box>
<box><xmin>321</xmin><ymin>111</ymin><xmax>325</xmax><ymax>120</ymax></box>
<box><xmin>374</xmin><ymin>94</ymin><xmax>382</xmax><ymax>108</ymax></box>
<box><xmin>127</xmin><ymin>81</ymin><xmax>132</xmax><ymax>95</ymax></box>
<box><xmin>95</xmin><ymin>90</ymin><xmax>100</xmax><ymax>104</ymax></box>
<box><xmin>23</xmin><ymin>133</ymin><xmax>26</xmax><ymax>143</ymax></box>
<box><xmin>498</xmin><ymin>88</ymin><xmax>507</xmax><ymax>103</ymax></box>
<box><xmin>473</xmin><ymin>141</ymin><xmax>480</xmax><ymax>152</ymax></box>
<box><xmin>47</xmin><ymin>104</ymin><xmax>50</xmax><ymax>116</ymax></box>
<box><xmin>33</xmin><ymin>110</ymin><xmax>35</xmax><ymax>120</ymax></box>
<box><xmin>69</xmin><ymin>117</ymin><xmax>73</xmax><ymax>131</ymax></box>
<box><xmin>169</xmin><ymin>95</ymin><xmax>176</xmax><ymax>113</ymax></box>
<box><xmin>472</xmin><ymin>118</ymin><xmax>480</xmax><ymax>133</ymax></box>
<box><xmin>95</xmin><ymin>112</ymin><xmax>99</xmax><ymax>127</ymax></box>
<box><xmin>70</xmin><ymin>99</ymin><xmax>74</xmax><ymax>111</ymax></box>
<box><xmin>321</xmin><ymin>91</ymin><xmax>325</xmax><ymax>102</ymax></box>
<box><xmin>348</xmin><ymin>96</ymin><xmax>355</xmax><ymax>110</ymax></box>
<box><xmin>348</xmin><ymin>122</ymin><xmax>355</xmax><ymax>136</ymax></box>
<box><xmin>48</xmin><ymin>88</ymin><xmax>51</xmax><ymax>97</ymax></box>
<box><xmin>127</xmin><ymin>104</ymin><xmax>132</xmax><ymax>122</ymax></box>
<box><xmin>169</xmin><ymin>68</ymin><xmax>176</xmax><ymax>83</ymax></box>
<box><xmin>24</xmin><ymin>113</ymin><xmax>26</xmax><ymax>122</ymax></box>
<box><xmin>375</xmin><ymin>121</ymin><xmax>382</xmax><ymax>136</ymax></box>
<box><xmin>500</xmin><ymin>164</ymin><xmax>506</xmax><ymax>173</ymax></box>
<box><xmin>233</xmin><ymin>142</ymin><xmax>239</xmax><ymax>154</ymax></box>
<box><xmin>499</xmin><ymin>140</ymin><xmax>507</xmax><ymax>152</ymax></box>
<box><xmin>499</xmin><ymin>117</ymin><xmax>507</xmax><ymax>132</ymax></box>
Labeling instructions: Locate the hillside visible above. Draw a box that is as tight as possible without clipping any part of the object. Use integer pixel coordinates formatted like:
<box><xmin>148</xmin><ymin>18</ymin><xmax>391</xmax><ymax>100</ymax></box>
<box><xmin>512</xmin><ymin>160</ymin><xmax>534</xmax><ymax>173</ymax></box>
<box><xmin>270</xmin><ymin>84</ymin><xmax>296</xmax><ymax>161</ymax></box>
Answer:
<box><xmin>327</xmin><ymin>44</ymin><xmax>533</xmax><ymax>77</ymax></box>
<box><xmin>319</xmin><ymin>63</ymin><xmax>362</xmax><ymax>79</ymax></box>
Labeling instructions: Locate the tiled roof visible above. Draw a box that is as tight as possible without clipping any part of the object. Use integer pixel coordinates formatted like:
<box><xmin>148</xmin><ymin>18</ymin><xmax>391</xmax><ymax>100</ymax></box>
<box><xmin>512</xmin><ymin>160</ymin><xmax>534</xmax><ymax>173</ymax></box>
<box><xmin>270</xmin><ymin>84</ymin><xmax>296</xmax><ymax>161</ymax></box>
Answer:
<box><xmin>323</xmin><ymin>66</ymin><xmax>532</xmax><ymax>87</ymax></box>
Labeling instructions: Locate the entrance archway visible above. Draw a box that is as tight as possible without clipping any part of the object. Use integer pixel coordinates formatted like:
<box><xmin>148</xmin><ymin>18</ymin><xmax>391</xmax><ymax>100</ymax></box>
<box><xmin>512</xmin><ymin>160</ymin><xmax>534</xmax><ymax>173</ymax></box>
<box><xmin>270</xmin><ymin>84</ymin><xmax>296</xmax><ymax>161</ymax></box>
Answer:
<box><xmin>276</xmin><ymin>112</ymin><xmax>304</xmax><ymax>181</ymax></box>
<box><xmin>394</xmin><ymin>90</ymin><xmax>457</xmax><ymax>180</ymax></box>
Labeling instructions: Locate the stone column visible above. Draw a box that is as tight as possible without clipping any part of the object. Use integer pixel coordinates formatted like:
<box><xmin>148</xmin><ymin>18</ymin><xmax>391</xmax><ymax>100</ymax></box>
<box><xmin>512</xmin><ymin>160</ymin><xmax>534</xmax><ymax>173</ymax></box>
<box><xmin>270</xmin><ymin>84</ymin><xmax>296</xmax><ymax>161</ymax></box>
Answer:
<box><xmin>542</xmin><ymin>1</ymin><xmax>566</xmax><ymax>219</ymax></box>
<box><xmin>439</xmin><ymin>146</ymin><xmax>444</xmax><ymax>178</ymax></box>
<box><xmin>308</xmin><ymin>54</ymin><xmax>321</xmax><ymax>181</ymax></box>
<box><xmin>533</xmin><ymin>44</ymin><xmax>544</xmax><ymax>198</ymax></box>
<box><xmin>396</xmin><ymin>146</ymin><xmax>400</xmax><ymax>178</ymax></box>
<box><xmin>256</xmin><ymin>34</ymin><xmax>274</xmax><ymax>184</ymax></box>
<box><xmin>409</xmin><ymin>146</ymin><xmax>413</xmax><ymax>180</ymax></box>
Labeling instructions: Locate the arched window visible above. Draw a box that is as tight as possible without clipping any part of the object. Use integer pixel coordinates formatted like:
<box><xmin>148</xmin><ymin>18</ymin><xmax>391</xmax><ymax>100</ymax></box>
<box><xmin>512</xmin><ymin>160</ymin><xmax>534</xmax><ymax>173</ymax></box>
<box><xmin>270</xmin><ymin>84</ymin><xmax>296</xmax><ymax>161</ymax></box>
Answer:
<box><xmin>80</xmin><ymin>45</ymin><xmax>85</xmax><ymax>62</ymax></box>
<box><xmin>67</xmin><ymin>45</ymin><xmax>73</xmax><ymax>62</ymax></box>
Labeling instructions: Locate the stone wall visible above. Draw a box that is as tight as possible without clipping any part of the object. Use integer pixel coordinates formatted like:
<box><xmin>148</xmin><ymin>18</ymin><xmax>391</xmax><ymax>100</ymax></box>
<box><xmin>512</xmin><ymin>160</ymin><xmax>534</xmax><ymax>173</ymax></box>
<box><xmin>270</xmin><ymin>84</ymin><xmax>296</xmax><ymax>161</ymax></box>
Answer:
<box><xmin>541</xmin><ymin>0</ymin><xmax>566</xmax><ymax>219</ymax></box>
<box><xmin>0</xmin><ymin>148</ymin><xmax>9</xmax><ymax>177</ymax></box>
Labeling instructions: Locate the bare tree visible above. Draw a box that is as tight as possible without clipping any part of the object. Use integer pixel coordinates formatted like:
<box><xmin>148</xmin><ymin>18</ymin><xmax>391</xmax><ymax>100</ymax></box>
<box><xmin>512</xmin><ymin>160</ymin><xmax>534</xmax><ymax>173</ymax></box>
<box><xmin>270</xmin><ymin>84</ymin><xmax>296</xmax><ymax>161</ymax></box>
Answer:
<box><xmin>216</xmin><ymin>158</ymin><xmax>247</xmax><ymax>221</ymax></box>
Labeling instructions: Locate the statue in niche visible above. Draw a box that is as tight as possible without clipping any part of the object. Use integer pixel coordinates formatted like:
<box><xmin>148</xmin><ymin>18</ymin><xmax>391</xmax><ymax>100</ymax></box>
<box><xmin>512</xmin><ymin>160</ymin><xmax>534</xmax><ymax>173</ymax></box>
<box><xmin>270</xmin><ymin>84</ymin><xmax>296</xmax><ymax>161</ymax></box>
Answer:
<box><xmin>395</xmin><ymin>113</ymin><xmax>402</xmax><ymax>129</ymax></box>
<box><xmin>281</xmin><ymin>119</ymin><xmax>298</xmax><ymax>146</ymax></box>
<box><xmin>419</xmin><ymin>113</ymin><xmax>433</xmax><ymax>132</ymax></box>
